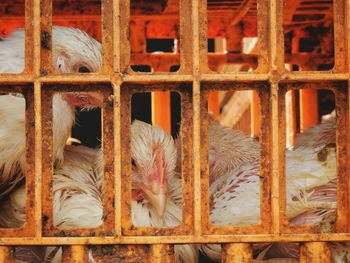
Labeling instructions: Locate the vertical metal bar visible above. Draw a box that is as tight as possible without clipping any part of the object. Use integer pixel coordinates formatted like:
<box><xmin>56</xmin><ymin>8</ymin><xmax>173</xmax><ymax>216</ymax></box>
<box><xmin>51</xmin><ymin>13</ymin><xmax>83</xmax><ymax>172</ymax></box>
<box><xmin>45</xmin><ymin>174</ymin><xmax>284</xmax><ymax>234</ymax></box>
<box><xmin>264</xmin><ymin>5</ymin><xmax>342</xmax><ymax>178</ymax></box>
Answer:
<box><xmin>259</xmin><ymin>84</ymin><xmax>273</xmax><ymax>231</ymax></box>
<box><xmin>24</xmin><ymin>0</ymin><xmax>35</xmax><ymax>74</ymax></box>
<box><xmin>40</xmin><ymin>0</ymin><xmax>53</xmax><ymax>75</ymax></box>
<box><xmin>113</xmin><ymin>82</ymin><xmax>122</xmax><ymax>236</ymax></box>
<box><xmin>41</xmin><ymin>88</ymin><xmax>54</xmax><ymax>235</ymax></box>
<box><xmin>149</xmin><ymin>244</ymin><xmax>175</xmax><ymax>263</ymax></box>
<box><xmin>300</xmin><ymin>242</ymin><xmax>331</xmax><ymax>263</ymax></box>
<box><xmin>180</xmin><ymin>84</ymin><xmax>194</xmax><ymax>234</ymax></box>
<box><xmin>62</xmin><ymin>246</ymin><xmax>89</xmax><ymax>263</ymax></box>
<box><xmin>101</xmin><ymin>87</ymin><xmax>115</xmax><ymax>234</ymax></box>
<box><xmin>222</xmin><ymin>243</ymin><xmax>252</xmax><ymax>263</ymax></box>
<box><xmin>269</xmin><ymin>0</ymin><xmax>284</xmax><ymax>73</ymax></box>
<box><xmin>33</xmin><ymin>0</ymin><xmax>43</xmax><ymax>237</ymax></box>
<box><xmin>0</xmin><ymin>247</ymin><xmax>15</xmax><ymax>263</ymax></box>
<box><xmin>24</xmin><ymin>88</ymin><xmax>36</xmax><ymax>236</ymax></box>
<box><xmin>119</xmin><ymin>0</ymin><xmax>130</xmax><ymax>73</ymax></box>
<box><xmin>198</xmin><ymin>0</ymin><xmax>209</xmax><ymax>73</ymax></box>
<box><xmin>271</xmin><ymin>82</ymin><xmax>282</xmax><ymax>234</ymax></box>
<box><xmin>101</xmin><ymin>0</ymin><xmax>114</xmax><ymax>74</ymax></box>
<box><xmin>335</xmin><ymin>84</ymin><xmax>349</xmax><ymax>232</ymax></box>
<box><xmin>179</xmin><ymin>0</ymin><xmax>193</xmax><ymax>74</ymax></box>
<box><xmin>192</xmin><ymin>0</ymin><xmax>202</xmax><ymax>236</ymax></box>
<box><xmin>255</xmin><ymin>0</ymin><xmax>270</xmax><ymax>73</ymax></box>
<box><xmin>120</xmin><ymin>86</ymin><xmax>133</xmax><ymax>232</ymax></box>
<box><xmin>333</xmin><ymin>0</ymin><xmax>347</xmax><ymax>72</ymax></box>
<box><xmin>113</xmin><ymin>0</ymin><xmax>121</xmax><ymax>73</ymax></box>
<box><xmin>269</xmin><ymin>0</ymin><xmax>284</xmax><ymax>234</ymax></box>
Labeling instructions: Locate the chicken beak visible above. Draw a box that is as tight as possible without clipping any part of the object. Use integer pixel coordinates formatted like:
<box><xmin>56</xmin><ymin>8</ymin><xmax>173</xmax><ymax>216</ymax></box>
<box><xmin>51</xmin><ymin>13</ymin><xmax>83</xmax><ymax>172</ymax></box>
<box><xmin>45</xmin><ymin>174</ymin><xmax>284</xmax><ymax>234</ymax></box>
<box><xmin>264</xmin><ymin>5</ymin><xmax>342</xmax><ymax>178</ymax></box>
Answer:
<box><xmin>142</xmin><ymin>182</ymin><xmax>168</xmax><ymax>218</ymax></box>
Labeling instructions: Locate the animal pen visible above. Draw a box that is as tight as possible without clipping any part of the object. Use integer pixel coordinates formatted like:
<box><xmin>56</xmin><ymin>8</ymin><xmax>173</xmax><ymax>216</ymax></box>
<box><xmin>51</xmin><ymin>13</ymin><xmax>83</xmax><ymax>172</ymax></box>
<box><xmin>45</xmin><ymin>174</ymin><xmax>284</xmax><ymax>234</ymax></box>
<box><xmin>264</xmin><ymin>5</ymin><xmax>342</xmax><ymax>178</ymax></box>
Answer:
<box><xmin>0</xmin><ymin>0</ymin><xmax>348</xmax><ymax>262</ymax></box>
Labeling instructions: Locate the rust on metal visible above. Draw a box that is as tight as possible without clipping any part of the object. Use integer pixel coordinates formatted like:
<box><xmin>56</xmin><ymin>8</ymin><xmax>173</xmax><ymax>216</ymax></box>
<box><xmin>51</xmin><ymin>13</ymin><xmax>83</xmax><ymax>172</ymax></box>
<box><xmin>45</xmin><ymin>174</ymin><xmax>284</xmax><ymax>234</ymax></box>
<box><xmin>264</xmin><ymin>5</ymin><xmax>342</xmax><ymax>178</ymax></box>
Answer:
<box><xmin>62</xmin><ymin>245</ymin><xmax>89</xmax><ymax>263</ymax></box>
<box><xmin>222</xmin><ymin>243</ymin><xmax>252</xmax><ymax>263</ymax></box>
<box><xmin>0</xmin><ymin>0</ymin><xmax>349</xmax><ymax>261</ymax></box>
<box><xmin>300</xmin><ymin>242</ymin><xmax>331</xmax><ymax>262</ymax></box>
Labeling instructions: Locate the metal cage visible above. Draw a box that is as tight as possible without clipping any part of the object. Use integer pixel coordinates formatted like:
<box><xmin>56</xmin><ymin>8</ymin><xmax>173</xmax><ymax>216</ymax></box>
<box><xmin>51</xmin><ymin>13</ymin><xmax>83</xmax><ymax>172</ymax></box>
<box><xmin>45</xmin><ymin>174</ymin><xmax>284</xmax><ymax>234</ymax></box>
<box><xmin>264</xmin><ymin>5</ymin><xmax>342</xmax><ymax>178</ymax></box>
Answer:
<box><xmin>0</xmin><ymin>0</ymin><xmax>349</xmax><ymax>262</ymax></box>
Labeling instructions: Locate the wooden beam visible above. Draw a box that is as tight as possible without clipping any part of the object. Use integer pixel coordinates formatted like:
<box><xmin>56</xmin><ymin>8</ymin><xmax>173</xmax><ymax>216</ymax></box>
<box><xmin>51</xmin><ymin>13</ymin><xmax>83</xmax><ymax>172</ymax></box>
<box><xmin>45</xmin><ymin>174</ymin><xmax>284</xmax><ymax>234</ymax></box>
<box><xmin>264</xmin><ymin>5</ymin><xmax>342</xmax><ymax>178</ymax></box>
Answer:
<box><xmin>299</xmin><ymin>89</ymin><xmax>318</xmax><ymax>133</ymax></box>
<box><xmin>208</xmin><ymin>91</ymin><xmax>220</xmax><ymax>117</ymax></box>
<box><xmin>152</xmin><ymin>91</ymin><xmax>171</xmax><ymax>135</ymax></box>
<box><xmin>250</xmin><ymin>90</ymin><xmax>260</xmax><ymax>137</ymax></box>
<box><xmin>285</xmin><ymin>90</ymin><xmax>297</xmax><ymax>147</ymax></box>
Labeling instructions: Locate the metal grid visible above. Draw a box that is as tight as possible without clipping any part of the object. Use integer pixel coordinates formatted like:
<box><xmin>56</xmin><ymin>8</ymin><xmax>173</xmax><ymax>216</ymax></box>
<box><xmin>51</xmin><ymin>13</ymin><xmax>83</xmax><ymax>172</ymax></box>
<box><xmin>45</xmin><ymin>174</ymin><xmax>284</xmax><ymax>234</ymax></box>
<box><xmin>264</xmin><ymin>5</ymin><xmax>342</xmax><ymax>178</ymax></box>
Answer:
<box><xmin>0</xmin><ymin>0</ymin><xmax>349</xmax><ymax>261</ymax></box>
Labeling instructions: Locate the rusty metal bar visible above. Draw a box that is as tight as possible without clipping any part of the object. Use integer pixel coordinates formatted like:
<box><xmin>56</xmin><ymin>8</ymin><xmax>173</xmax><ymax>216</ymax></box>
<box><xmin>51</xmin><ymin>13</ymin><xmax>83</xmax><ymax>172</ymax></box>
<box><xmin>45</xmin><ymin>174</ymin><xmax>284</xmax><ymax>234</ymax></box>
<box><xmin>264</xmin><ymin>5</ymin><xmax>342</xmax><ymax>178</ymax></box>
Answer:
<box><xmin>192</xmin><ymin>0</ymin><xmax>202</xmax><ymax>237</ymax></box>
<box><xmin>271</xmin><ymin>82</ymin><xmax>282</xmax><ymax>234</ymax></box>
<box><xmin>113</xmin><ymin>81</ymin><xmax>122</xmax><ymax>236</ymax></box>
<box><xmin>101</xmin><ymin>85</ymin><xmax>116</xmax><ymax>235</ymax></box>
<box><xmin>269</xmin><ymin>0</ymin><xmax>285</xmax><ymax>74</ymax></box>
<box><xmin>40</xmin><ymin>0</ymin><xmax>53</xmax><ymax>75</ymax></box>
<box><xmin>2</xmin><ymin>233</ymin><xmax>350</xmax><ymax>244</ymax></box>
<box><xmin>24</xmin><ymin>0</ymin><xmax>34</xmax><ymax>74</ymax></box>
<box><xmin>221</xmin><ymin>243</ymin><xmax>252</xmax><ymax>263</ymax></box>
<box><xmin>333</xmin><ymin>0</ymin><xmax>347</xmax><ymax>72</ymax></box>
<box><xmin>101</xmin><ymin>0</ymin><xmax>114</xmax><ymax>74</ymax></box>
<box><xmin>149</xmin><ymin>244</ymin><xmax>175</xmax><ymax>263</ymax></box>
<box><xmin>179</xmin><ymin>0</ymin><xmax>193</xmax><ymax>74</ymax></box>
<box><xmin>300</xmin><ymin>242</ymin><xmax>331</xmax><ymax>262</ymax></box>
<box><xmin>0</xmin><ymin>246</ymin><xmax>15</xmax><ymax>263</ymax></box>
<box><xmin>255</xmin><ymin>0</ymin><xmax>269</xmax><ymax>73</ymax></box>
<box><xmin>3</xmin><ymin>72</ymin><xmax>350</xmax><ymax>84</ymax></box>
<box><xmin>334</xmin><ymin>84</ymin><xmax>349</xmax><ymax>232</ymax></box>
<box><xmin>113</xmin><ymin>0</ymin><xmax>121</xmax><ymax>73</ymax></box>
<box><xmin>62</xmin><ymin>245</ymin><xmax>89</xmax><ymax>263</ymax></box>
<box><xmin>120</xmin><ymin>0</ymin><xmax>130</xmax><ymax>73</ymax></box>
<box><xmin>198</xmin><ymin>0</ymin><xmax>208</xmax><ymax>73</ymax></box>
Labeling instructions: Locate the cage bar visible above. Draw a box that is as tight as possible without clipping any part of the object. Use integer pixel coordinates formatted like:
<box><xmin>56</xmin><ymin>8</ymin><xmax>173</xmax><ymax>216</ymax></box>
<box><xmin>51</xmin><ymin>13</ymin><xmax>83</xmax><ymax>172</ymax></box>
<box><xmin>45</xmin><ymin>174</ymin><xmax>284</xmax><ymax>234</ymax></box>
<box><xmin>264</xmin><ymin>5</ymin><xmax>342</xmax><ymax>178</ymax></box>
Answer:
<box><xmin>222</xmin><ymin>243</ymin><xmax>252</xmax><ymax>263</ymax></box>
<box><xmin>300</xmin><ymin>242</ymin><xmax>331</xmax><ymax>262</ymax></box>
<box><xmin>62</xmin><ymin>245</ymin><xmax>89</xmax><ymax>263</ymax></box>
<box><xmin>0</xmin><ymin>0</ymin><xmax>349</xmax><ymax>260</ymax></box>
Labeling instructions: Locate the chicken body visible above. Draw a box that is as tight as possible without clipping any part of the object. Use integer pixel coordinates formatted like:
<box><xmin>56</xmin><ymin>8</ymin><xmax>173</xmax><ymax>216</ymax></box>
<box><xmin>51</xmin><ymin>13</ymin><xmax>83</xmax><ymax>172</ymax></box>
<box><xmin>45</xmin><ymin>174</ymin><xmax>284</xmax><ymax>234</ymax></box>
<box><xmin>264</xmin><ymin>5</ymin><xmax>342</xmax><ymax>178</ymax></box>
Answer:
<box><xmin>0</xmin><ymin>26</ymin><xmax>102</xmax><ymax>199</ymax></box>
<box><xmin>1</xmin><ymin>121</ymin><xmax>197</xmax><ymax>263</ymax></box>
<box><xmin>0</xmin><ymin>145</ymin><xmax>102</xmax><ymax>262</ymax></box>
<box><xmin>201</xmin><ymin>116</ymin><xmax>341</xmax><ymax>262</ymax></box>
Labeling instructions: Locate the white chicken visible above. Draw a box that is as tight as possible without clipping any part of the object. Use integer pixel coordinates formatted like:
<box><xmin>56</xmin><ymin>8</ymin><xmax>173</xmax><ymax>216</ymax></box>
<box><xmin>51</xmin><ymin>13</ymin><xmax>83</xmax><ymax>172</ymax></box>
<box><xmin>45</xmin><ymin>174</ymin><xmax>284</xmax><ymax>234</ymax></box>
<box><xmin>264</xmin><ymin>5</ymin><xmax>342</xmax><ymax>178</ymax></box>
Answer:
<box><xmin>0</xmin><ymin>26</ymin><xmax>103</xmax><ymax>199</ymax></box>
<box><xmin>0</xmin><ymin>145</ymin><xmax>102</xmax><ymax>262</ymax></box>
<box><xmin>0</xmin><ymin>121</ymin><xmax>197</xmax><ymax>263</ymax></box>
<box><xmin>200</xmin><ymin>115</ymin><xmax>341</xmax><ymax>262</ymax></box>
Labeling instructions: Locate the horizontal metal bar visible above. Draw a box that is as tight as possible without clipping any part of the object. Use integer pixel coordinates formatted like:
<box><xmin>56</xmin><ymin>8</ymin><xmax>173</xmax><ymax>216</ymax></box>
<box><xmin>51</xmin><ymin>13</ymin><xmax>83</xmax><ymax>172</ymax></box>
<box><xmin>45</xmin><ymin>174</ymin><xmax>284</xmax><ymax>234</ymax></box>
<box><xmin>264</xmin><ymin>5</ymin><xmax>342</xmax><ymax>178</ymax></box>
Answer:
<box><xmin>1</xmin><ymin>73</ymin><xmax>349</xmax><ymax>85</ymax></box>
<box><xmin>2</xmin><ymin>233</ymin><xmax>350</xmax><ymax>245</ymax></box>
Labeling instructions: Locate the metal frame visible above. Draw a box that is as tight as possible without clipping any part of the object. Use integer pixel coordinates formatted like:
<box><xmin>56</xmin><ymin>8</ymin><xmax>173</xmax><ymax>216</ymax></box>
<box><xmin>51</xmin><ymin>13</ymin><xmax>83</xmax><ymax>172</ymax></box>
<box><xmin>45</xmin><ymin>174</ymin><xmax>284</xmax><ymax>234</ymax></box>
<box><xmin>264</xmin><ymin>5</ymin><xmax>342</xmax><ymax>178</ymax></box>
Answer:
<box><xmin>0</xmin><ymin>0</ymin><xmax>349</xmax><ymax>261</ymax></box>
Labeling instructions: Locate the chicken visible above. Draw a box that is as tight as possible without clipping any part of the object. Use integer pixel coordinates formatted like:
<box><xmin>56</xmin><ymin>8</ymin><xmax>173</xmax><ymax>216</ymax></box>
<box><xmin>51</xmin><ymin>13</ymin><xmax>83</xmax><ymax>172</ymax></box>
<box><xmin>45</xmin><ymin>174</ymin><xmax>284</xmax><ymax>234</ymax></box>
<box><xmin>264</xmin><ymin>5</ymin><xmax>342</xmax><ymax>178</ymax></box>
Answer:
<box><xmin>0</xmin><ymin>145</ymin><xmax>102</xmax><ymax>262</ymax></box>
<box><xmin>176</xmin><ymin>121</ymin><xmax>260</xmax><ymax>184</ymax></box>
<box><xmin>200</xmin><ymin>116</ymin><xmax>339</xmax><ymax>262</ymax></box>
<box><xmin>0</xmin><ymin>121</ymin><xmax>197</xmax><ymax>263</ymax></box>
<box><xmin>97</xmin><ymin>120</ymin><xmax>198</xmax><ymax>263</ymax></box>
<box><xmin>0</xmin><ymin>26</ymin><xmax>103</xmax><ymax>199</ymax></box>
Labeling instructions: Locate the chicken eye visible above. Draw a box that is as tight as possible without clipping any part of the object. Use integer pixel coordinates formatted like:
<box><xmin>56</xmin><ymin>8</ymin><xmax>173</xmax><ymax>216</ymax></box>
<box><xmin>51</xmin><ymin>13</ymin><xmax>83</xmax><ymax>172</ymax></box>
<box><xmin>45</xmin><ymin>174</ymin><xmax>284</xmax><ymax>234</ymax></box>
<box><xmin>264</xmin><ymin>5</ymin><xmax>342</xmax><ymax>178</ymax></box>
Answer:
<box><xmin>78</xmin><ymin>66</ymin><xmax>90</xmax><ymax>73</ymax></box>
<box><xmin>131</xmin><ymin>159</ymin><xmax>136</xmax><ymax>167</ymax></box>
